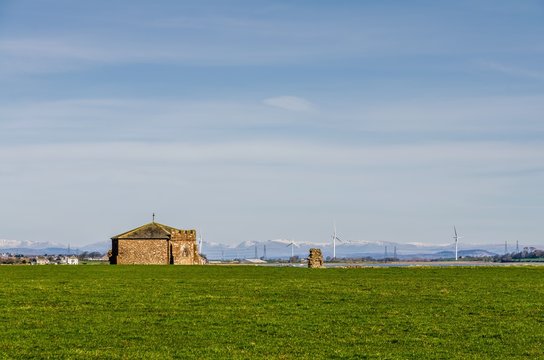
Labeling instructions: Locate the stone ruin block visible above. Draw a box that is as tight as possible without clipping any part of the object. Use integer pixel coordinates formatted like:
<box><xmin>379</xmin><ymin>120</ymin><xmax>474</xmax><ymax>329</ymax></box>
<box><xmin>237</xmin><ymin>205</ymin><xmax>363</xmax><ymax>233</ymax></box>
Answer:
<box><xmin>308</xmin><ymin>248</ymin><xmax>324</xmax><ymax>268</ymax></box>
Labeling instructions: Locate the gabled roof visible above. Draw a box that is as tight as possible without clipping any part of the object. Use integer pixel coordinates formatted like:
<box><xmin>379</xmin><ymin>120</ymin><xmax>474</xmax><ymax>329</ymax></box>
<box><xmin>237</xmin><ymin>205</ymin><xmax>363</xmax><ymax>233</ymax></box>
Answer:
<box><xmin>111</xmin><ymin>222</ymin><xmax>181</xmax><ymax>240</ymax></box>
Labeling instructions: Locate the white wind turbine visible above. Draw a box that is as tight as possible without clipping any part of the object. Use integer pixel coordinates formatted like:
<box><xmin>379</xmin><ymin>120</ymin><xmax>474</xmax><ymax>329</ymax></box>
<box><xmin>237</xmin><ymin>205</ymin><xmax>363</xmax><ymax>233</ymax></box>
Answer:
<box><xmin>332</xmin><ymin>222</ymin><xmax>342</xmax><ymax>259</ymax></box>
<box><xmin>286</xmin><ymin>240</ymin><xmax>299</xmax><ymax>258</ymax></box>
<box><xmin>453</xmin><ymin>226</ymin><xmax>463</xmax><ymax>261</ymax></box>
<box><xmin>198</xmin><ymin>233</ymin><xmax>203</xmax><ymax>254</ymax></box>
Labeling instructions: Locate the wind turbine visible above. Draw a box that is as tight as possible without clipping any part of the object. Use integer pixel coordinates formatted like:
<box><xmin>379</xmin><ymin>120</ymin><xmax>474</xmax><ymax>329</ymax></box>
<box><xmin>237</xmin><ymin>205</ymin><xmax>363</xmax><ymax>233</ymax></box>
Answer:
<box><xmin>286</xmin><ymin>241</ymin><xmax>298</xmax><ymax>258</ymax></box>
<box><xmin>331</xmin><ymin>222</ymin><xmax>342</xmax><ymax>259</ymax></box>
<box><xmin>198</xmin><ymin>233</ymin><xmax>203</xmax><ymax>254</ymax></box>
<box><xmin>453</xmin><ymin>226</ymin><xmax>462</xmax><ymax>261</ymax></box>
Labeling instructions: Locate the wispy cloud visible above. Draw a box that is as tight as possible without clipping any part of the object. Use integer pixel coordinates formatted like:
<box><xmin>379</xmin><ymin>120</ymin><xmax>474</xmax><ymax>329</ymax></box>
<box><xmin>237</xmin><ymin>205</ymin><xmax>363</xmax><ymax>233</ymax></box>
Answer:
<box><xmin>479</xmin><ymin>60</ymin><xmax>544</xmax><ymax>80</ymax></box>
<box><xmin>1</xmin><ymin>140</ymin><xmax>542</xmax><ymax>172</ymax></box>
<box><xmin>0</xmin><ymin>97</ymin><xmax>313</xmax><ymax>136</ymax></box>
<box><xmin>351</xmin><ymin>94</ymin><xmax>544</xmax><ymax>132</ymax></box>
<box><xmin>0</xmin><ymin>35</ymin><xmax>319</xmax><ymax>75</ymax></box>
<box><xmin>1</xmin><ymin>1</ymin><xmax>542</xmax><ymax>80</ymax></box>
<box><xmin>262</xmin><ymin>96</ymin><xmax>316</xmax><ymax>113</ymax></box>
<box><xmin>2</xmin><ymin>94</ymin><xmax>543</xmax><ymax>145</ymax></box>
<box><xmin>0</xmin><ymin>39</ymin><xmax>110</xmax><ymax>61</ymax></box>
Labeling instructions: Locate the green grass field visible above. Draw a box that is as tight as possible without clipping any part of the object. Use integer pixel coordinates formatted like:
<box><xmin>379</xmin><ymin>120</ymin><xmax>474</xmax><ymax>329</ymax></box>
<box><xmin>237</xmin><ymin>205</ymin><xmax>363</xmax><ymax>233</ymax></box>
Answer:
<box><xmin>1</xmin><ymin>266</ymin><xmax>543</xmax><ymax>359</ymax></box>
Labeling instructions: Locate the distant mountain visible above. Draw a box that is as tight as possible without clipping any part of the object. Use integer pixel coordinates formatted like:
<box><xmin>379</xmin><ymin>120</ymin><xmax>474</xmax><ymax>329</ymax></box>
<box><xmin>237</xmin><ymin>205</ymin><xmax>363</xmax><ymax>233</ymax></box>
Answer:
<box><xmin>0</xmin><ymin>239</ymin><xmax>69</xmax><ymax>255</ymax></box>
<box><xmin>0</xmin><ymin>239</ymin><xmax>64</xmax><ymax>249</ymax></box>
<box><xmin>200</xmin><ymin>239</ymin><xmax>503</xmax><ymax>260</ymax></box>
<box><xmin>403</xmin><ymin>249</ymin><xmax>497</xmax><ymax>260</ymax></box>
<box><xmin>0</xmin><ymin>238</ymin><xmax>106</xmax><ymax>255</ymax></box>
<box><xmin>79</xmin><ymin>241</ymin><xmax>110</xmax><ymax>252</ymax></box>
<box><xmin>1</xmin><ymin>237</ymin><xmax>537</xmax><ymax>260</ymax></box>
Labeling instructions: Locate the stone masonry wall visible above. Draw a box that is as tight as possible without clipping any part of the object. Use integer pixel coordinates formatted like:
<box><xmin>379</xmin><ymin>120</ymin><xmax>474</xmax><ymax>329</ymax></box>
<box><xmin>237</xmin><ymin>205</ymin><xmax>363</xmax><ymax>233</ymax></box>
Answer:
<box><xmin>170</xmin><ymin>230</ymin><xmax>196</xmax><ymax>242</ymax></box>
<box><xmin>117</xmin><ymin>239</ymin><xmax>168</xmax><ymax>265</ymax></box>
<box><xmin>170</xmin><ymin>230</ymin><xmax>202</xmax><ymax>265</ymax></box>
<box><xmin>308</xmin><ymin>248</ymin><xmax>324</xmax><ymax>268</ymax></box>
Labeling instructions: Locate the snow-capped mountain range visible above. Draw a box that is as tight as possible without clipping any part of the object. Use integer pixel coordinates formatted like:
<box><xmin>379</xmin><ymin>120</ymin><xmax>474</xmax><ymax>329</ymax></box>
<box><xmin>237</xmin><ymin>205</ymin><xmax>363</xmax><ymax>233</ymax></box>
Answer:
<box><xmin>200</xmin><ymin>239</ymin><xmax>501</xmax><ymax>260</ymax></box>
<box><xmin>0</xmin><ymin>239</ymin><xmax>70</xmax><ymax>255</ymax></box>
<box><xmin>1</xmin><ymin>238</ymin><xmax>537</xmax><ymax>260</ymax></box>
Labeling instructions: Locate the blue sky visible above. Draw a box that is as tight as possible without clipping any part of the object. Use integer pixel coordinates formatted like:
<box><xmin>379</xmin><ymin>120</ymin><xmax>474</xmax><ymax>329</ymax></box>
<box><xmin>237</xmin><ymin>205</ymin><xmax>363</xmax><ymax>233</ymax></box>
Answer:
<box><xmin>1</xmin><ymin>0</ymin><xmax>544</xmax><ymax>247</ymax></box>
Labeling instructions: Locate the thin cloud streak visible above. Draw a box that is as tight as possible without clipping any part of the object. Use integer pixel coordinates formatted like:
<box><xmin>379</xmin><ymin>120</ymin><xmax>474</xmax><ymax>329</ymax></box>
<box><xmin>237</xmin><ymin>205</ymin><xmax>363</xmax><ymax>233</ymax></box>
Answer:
<box><xmin>3</xmin><ymin>3</ymin><xmax>541</xmax><ymax>76</ymax></box>
<box><xmin>352</xmin><ymin>95</ymin><xmax>544</xmax><ymax>132</ymax></box>
<box><xmin>2</xmin><ymin>94</ymin><xmax>544</xmax><ymax>137</ymax></box>
<box><xmin>1</xmin><ymin>141</ymin><xmax>543</xmax><ymax>170</ymax></box>
<box><xmin>262</xmin><ymin>96</ymin><xmax>316</xmax><ymax>113</ymax></box>
<box><xmin>479</xmin><ymin>60</ymin><xmax>544</xmax><ymax>80</ymax></box>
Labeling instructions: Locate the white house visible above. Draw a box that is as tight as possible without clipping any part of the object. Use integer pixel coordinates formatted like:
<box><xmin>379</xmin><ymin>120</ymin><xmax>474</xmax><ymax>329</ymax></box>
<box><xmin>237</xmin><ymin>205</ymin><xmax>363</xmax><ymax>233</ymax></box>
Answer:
<box><xmin>32</xmin><ymin>256</ymin><xmax>50</xmax><ymax>265</ymax></box>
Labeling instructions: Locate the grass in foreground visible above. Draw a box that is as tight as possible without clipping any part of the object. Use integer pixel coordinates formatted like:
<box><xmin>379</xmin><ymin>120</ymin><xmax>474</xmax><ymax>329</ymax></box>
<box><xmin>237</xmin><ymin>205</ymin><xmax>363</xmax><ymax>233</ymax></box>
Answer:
<box><xmin>0</xmin><ymin>266</ymin><xmax>543</xmax><ymax>359</ymax></box>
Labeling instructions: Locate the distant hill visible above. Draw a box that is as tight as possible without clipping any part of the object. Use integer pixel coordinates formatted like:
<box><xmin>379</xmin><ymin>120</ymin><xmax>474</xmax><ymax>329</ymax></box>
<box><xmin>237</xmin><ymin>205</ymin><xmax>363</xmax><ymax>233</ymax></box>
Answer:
<box><xmin>200</xmin><ymin>239</ymin><xmax>502</xmax><ymax>260</ymax></box>
<box><xmin>0</xmin><ymin>239</ymin><xmax>105</xmax><ymax>256</ymax></box>
<box><xmin>0</xmin><ymin>239</ymin><xmax>65</xmax><ymax>249</ymax></box>
<box><xmin>79</xmin><ymin>241</ymin><xmax>110</xmax><ymax>253</ymax></box>
<box><xmin>1</xmin><ymin>237</ymin><xmax>535</xmax><ymax>260</ymax></box>
<box><xmin>0</xmin><ymin>239</ymin><xmax>70</xmax><ymax>255</ymax></box>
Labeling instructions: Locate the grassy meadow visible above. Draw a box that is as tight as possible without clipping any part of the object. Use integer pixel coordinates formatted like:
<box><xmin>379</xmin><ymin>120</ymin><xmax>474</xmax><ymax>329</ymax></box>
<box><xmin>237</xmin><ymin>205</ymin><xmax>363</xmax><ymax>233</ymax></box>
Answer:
<box><xmin>0</xmin><ymin>265</ymin><xmax>543</xmax><ymax>359</ymax></box>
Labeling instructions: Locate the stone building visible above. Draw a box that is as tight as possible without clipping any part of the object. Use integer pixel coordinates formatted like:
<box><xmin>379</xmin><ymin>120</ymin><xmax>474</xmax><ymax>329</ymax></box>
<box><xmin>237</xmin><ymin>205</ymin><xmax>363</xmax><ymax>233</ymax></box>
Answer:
<box><xmin>110</xmin><ymin>222</ymin><xmax>203</xmax><ymax>265</ymax></box>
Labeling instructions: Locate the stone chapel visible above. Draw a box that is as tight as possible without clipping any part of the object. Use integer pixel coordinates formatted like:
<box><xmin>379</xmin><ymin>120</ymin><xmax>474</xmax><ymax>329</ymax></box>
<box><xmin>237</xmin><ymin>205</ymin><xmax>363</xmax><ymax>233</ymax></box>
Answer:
<box><xmin>109</xmin><ymin>221</ymin><xmax>203</xmax><ymax>265</ymax></box>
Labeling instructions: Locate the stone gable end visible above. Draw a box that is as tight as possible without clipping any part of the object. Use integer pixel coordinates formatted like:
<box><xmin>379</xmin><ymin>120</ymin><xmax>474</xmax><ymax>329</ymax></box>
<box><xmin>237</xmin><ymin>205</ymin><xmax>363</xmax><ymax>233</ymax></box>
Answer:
<box><xmin>117</xmin><ymin>239</ymin><xmax>168</xmax><ymax>265</ymax></box>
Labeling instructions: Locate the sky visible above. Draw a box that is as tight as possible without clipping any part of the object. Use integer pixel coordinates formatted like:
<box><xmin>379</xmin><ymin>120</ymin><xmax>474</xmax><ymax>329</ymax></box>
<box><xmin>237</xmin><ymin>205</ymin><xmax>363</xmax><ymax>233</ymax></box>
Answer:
<box><xmin>1</xmin><ymin>0</ymin><xmax>544</xmax><ymax>247</ymax></box>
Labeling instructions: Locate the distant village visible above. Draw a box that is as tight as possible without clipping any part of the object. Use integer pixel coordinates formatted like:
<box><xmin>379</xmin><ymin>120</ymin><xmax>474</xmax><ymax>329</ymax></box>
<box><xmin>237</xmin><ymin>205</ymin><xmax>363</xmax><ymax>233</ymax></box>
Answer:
<box><xmin>0</xmin><ymin>251</ymin><xmax>107</xmax><ymax>265</ymax></box>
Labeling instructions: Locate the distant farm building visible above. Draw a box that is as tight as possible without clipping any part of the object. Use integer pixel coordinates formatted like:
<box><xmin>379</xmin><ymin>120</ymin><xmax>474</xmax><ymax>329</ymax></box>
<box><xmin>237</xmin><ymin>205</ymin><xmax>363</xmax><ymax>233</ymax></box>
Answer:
<box><xmin>31</xmin><ymin>256</ymin><xmax>49</xmax><ymax>265</ymax></box>
<box><xmin>110</xmin><ymin>222</ymin><xmax>203</xmax><ymax>265</ymax></box>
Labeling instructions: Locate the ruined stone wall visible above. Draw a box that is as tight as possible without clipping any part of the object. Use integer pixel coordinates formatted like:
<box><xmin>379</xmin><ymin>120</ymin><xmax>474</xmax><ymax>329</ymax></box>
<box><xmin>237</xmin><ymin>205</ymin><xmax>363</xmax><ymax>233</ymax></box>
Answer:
<box><xmin>170</xmin><ymin>230</ymin><xmax>202</xmax><ymax>265</ymax></box>
<box><xmin>117</xmin><ymin>239</ymin><xmax>168</xmax><ymax>265</ymax></box>
<box><xmin>308</xmin><ymin>248</ymin><xmax>324</xmax><ymax>268</ymax></box>
<box><xmin>170</xmin><ymin>229</ymin><xmax>196</xmax><ymax>242</ymax></box>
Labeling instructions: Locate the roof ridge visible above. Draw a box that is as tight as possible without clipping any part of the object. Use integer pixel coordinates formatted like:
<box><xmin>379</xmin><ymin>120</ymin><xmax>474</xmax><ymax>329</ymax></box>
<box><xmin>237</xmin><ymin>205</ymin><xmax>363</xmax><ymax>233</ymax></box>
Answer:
<box><xmin>110</xmin><ymin>221</ymin><xmax>199</xmax><ymax>239</ymax></box>
<box><xmin>153</xmin><ymin>222</ymin><xmax>183</xmax><ymax>234</ymax></box>
<box><xmin>111</xmin><ymin>222</ymin><xmax>178</xmax><ymax>239</ymax></box>
<box><xmin>111</xmin><ymin>222</ymin><xmax>152</xmax><ymax>239</ymax></box>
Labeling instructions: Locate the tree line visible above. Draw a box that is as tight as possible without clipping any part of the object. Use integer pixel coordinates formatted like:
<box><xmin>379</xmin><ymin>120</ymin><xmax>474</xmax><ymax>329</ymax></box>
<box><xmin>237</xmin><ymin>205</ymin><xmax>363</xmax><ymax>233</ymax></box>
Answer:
<box><xmin>494</xmin><ymin>247</ymin><xmax>544</xmax><ymax>262</ymax></box>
